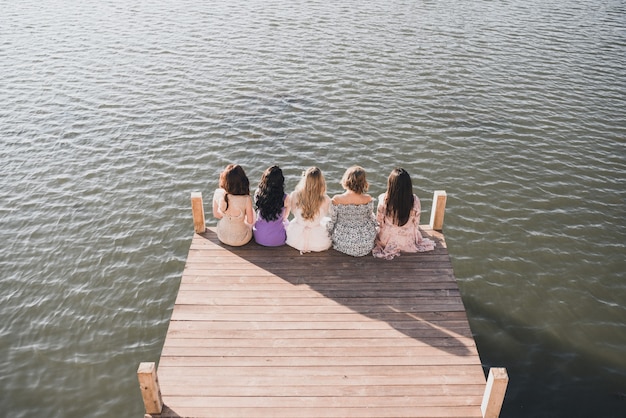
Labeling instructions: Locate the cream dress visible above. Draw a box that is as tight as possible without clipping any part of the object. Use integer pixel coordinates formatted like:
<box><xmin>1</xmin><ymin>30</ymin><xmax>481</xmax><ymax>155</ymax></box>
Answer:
<box><xmin>213</xmin><ymin>188</ymin><xmax>253</xmax><ymax>246</ymax></box>
<box><xmin>286</xmin><ymin>194</ymin><xmax>332</xmax><ymax>253</ymax></box>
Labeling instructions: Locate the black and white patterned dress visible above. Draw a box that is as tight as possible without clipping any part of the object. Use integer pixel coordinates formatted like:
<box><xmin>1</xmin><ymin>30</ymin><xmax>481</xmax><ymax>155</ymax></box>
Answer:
<box><xmin>327</xmin><ymin>201</ymin><xmax>377</xmax><ymax>257</ymax></box>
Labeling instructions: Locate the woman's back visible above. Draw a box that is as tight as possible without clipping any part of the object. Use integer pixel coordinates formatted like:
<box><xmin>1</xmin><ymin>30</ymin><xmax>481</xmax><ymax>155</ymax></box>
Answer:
<box><xmin>286</xmin><ymin>193</ymin><xmax>332</xmax><ymax>253</ymax></box>
<box><xmin>254</xmin><ymin>193</ymin><xmax>289</xmax><ymax>246</ymax></box>
<box><xmin>373</xmin><ymin>192</ymin><xmax>434</xmax><ymax>259</ymax></box>
<box><xmin>213</xmin><ymin>189</ymin><xmax>253</xmax><ymax>246</ymax></box>
<box><xmin>290</xmin><ymin>193</ymin><xmax>330</xmax><ymax>225</ymax></box>
<box><xmin>328</xmin><ymin>201</ymin><xmax>376</xmax><ymax>256</ymax></box>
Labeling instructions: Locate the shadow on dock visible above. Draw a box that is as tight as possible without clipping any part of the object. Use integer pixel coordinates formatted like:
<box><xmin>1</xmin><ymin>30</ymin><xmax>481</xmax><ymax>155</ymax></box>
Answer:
<box><xmin>194</xmin><ymin>228</ymin><xmax>473</xmax><ymax>357</ymax></box>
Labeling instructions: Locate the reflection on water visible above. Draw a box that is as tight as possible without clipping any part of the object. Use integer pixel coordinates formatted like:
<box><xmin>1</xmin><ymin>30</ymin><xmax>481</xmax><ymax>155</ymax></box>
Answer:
<box><xmin>1</xmin><ymin>0</ymin><xmax>625</xmax><ymax>416</ymax></box>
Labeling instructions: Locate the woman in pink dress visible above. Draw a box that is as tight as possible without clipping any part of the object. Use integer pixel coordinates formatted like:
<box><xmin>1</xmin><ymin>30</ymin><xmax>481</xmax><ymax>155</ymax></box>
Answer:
<box><xmin>372</xmin><ymin>168</ymin><xmax>435</xmax><ymax>260</ymax></box>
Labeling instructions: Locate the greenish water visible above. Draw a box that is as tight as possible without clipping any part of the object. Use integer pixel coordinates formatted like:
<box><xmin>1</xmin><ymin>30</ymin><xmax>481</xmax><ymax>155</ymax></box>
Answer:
<box><xmin>1</xmin><ymin>0</ymin><xmax>625</xmax><ymax>416</ymax></box>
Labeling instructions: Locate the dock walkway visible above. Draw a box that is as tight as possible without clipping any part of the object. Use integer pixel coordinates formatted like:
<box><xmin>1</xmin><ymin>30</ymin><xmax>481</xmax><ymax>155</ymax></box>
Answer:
<box><xmin>148</xmin><ymin>222</ymin><xmax>494</xmax><ymax>417</ymax></box>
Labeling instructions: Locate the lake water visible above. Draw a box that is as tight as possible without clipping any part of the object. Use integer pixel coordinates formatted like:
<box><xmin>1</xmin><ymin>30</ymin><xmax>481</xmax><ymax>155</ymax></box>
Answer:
<box><xmin>1</xmin><ymin>0</ymin><xmax>625</xmax><ymax>416</ymax></box>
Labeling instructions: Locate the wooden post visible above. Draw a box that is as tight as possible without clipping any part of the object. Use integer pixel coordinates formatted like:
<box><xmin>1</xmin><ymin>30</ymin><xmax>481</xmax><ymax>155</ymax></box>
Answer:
<box><xmin>137</xmin><ymin>362</ymin><xmax>163</xmax><ymax>415</ymax></box>
<box><xmin>429</xmin><ymin>190</ymin><xmax>447</xmax><ymax>231</ymax></box>
<box><xmin>191</xmin><ymin>192</ymin><xmax>206</xmax><ymax>234</ymax></box>
<box><xmin>481</xmin><ymin>367</ymin><xmax>509</xmax><ymax>418</ymax></box>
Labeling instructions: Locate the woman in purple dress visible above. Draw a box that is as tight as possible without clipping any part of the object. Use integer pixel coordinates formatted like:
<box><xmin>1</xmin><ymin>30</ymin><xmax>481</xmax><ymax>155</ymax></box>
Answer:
<box><xmin>253</xmin><ymin>165</ymin><xmax>291</xmax><ymax>246</ymax></box>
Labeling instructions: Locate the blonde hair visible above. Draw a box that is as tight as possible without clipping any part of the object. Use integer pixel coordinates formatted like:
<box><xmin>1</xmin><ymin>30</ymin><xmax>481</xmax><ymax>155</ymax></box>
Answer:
<box><xmin>341</xmin><ymin>166</ymin><xmax>369</xmax><ymax>194</ymax></box>
<box><xmin>294</xmin><ymin>167</ymin><xmax>326</xmax><ymax>220</ymax></box>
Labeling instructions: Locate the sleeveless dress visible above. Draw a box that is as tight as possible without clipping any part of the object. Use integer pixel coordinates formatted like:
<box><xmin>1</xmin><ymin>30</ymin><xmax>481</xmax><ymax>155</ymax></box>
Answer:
<box><xmin>253</xmin><ymin>194</ymin><xmax>289</xmax><ymax>247</ymax></box>
<box><xmin>286</xmin><ymin>194</ymin><xmax>332</xmax><ymax>253</ymax></box>
<box><xmin>372</xmin><ymin>193</ymin><xmax>435</xmax><ymax>260</ymax></box>
<box><xmin>327</xmin><ymin>201</ymin><xmax>377</xmax><ymax>257</ymax></box>
<box><xmin>213</xmin><ymin>189</ymin><xmax>253</xmax><ymax>246</ymax></box>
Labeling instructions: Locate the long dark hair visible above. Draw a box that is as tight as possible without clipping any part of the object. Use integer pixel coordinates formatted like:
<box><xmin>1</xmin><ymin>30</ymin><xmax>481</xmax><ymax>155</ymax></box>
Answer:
<box><xmin>255</xmin><ymin>165</ymin><xmax>285</xmax><ymax>222</ymax></box>
<box><xmin>385</xmin><ymin>168</ymin><xmax>413</xmax><ymax>226</ymax></box>
<box><xmin>219</xmin><ymin>164</ymin><xmax>250</xmax><ymax>210</ymax></box>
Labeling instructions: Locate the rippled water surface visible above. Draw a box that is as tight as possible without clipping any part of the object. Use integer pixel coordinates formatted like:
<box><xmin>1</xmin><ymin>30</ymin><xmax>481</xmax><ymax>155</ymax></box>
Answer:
<box><xmin>1</xmin><ymin>0</ymin><xmax>625</xmax><ymax>416</ymax></box>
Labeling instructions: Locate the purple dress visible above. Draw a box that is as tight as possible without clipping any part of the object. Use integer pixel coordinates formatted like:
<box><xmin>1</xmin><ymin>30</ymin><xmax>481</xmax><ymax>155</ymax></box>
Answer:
<box><xmin>253</xmin><ymin>196</ymin><xmax>289</xmax><ymax>247</ymax></box>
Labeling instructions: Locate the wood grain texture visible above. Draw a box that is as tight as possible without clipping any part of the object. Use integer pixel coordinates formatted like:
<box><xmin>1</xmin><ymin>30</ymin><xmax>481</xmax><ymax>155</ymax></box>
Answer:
<box><xmin>156</xmin><ymin>227</ymin><xmax>485</xmax><ymax>417</ymax></box>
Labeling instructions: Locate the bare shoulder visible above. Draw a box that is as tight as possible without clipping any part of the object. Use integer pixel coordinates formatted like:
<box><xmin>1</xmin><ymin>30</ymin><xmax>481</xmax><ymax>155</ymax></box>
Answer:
<box><xmin>213</xmin><ymin>188</ymin><xmax>226</xmax><ymax>200</ymax></box>
<box><xmin>331</xmin><ymin>194</ymin><xmax>346</xmax><ymax>204</ymax></box>
<box><xmin>377</xmin><ymin>193</ymin><xmax>387</xmax><ymax>208</ymax></box>
<box><xmin>333</xmin><ymin>192</ymin><xmax>372</xmax><ymax>205</ymax></box>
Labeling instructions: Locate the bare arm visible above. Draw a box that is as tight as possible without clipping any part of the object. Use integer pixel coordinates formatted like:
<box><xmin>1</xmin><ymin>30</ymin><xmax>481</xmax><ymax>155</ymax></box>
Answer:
<box><xmin>212</xmin><ymin>189</ymin><xmax>224</xmax><ymax>219</ymax></box>
<box><xmin>412</xmin><ymin>195</ymin><xmax>421</xmax><ymax>226</ymax></box>
<box><xmin>320</xmin><ymin>195</ymin><xmax>331</xmax><ymax>216</ymax></box>
<box><xmin>376</xmin><ymin>193</ymin><xmax>386</xmax><ymax>225</ymax></box>
<box><xmin>245</xmin><ymin>196</ymin><xmax>255</xmax><ymax>225</ymax></box>
<box><xmin>283</xmin><ymin>193</ymin><xmax>291</xmax><ymax>220</ymax></box>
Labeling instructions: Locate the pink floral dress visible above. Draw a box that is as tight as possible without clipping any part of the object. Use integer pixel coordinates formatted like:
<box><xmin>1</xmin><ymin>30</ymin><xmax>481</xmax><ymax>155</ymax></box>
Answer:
<box><xmin>372</xmin><ymin>193</ymin><xmax>435</xmax><ymax>260</ymax></box>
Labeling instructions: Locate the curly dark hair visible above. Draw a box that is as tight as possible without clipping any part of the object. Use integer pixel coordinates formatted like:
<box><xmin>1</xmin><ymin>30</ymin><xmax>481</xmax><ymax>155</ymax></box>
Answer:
<box><xmin>255</xmin><ymin>165</ymin><xmax>285</xmax><ymax>222</ymax></box>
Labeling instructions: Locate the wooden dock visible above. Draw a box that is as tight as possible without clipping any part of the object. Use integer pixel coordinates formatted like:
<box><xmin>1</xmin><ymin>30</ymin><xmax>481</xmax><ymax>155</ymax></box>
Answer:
<box><xmin>137</xmin><ymin>192</ymin><xmax>507</xmax><ymax>417</ymax></box>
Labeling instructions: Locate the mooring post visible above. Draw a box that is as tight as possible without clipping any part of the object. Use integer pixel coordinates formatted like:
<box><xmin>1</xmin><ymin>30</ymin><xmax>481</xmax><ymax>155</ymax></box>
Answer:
<box><xmin>481</xmin><ymin>367</ymin><xmax>509</xmax><ymax>418</ymax></box>
<box><xmin>137</xmin><ymin>362</ymin><xmax>163</xmax><ymax>415</ymax></box>
<box><xmin>191</xmin><ymin>192</ymin><xmax>206</xmax><ymax>233</ymax></box>
<box><xmin>429</xmin><ymin>190</ymin><xmax>447</xmax><ymax>231</ymax></box>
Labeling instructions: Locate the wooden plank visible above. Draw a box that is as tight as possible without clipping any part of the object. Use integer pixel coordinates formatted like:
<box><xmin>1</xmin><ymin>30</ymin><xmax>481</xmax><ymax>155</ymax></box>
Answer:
<box><xmin>158</xmin><ymin>405</ymin><xmax>479</xmax><ymax>418</ymax></box>
<box><xmin>176</xmin><ymin>280</ymin><xmax>460</xmax><ymax>290</ymax></box>
<box><xmin>169</xmin><ymin>304</ymin><xmax>470</xmax><ymax>318</ymax></box>
<box><xmin>482</xmin><ymin>368</ymin><xmax>509</xmax><ymax>418</ymax></box>
<box><xmin>136</xmin><ymin>362</ymin><xmax>163</xmax><ymax>415</ymax></box>
<box><xmin>160</xmin><ymin>345</ymin><xmax>478</xmax><ymax>358</ymax></box>
<box><xmin>190</xmin><ymin>192</ymin><xmax>206</xmax><ymax>234</ymax></box>
<box><xmin>157</xmin><ymin>395</ymin><xmax>482</xmax><ymax>408</ymax></box>
<box><xmin>180</xmin><ymin>271</ymin><xmax>458</xmax><ymax>282</ymax></box>
<box><xmin>162</xmin><ymin>332</ymin><xmax>477</xmax><ymax>350</ymax></box>
<box><xmin>429</xmin><ymin>190</ymin><xmax>447</xmax><ymax>231</ymax></box>
<box><xmin>154</xmin><ymin>227</ymin><xmax>485</xmax><ymax>417</ymax></box>
<box><xmin>153</xmin><ymin>383</ymin><xmax>485</xmax><ymax>397</ymax></box>
<box><xmin>166</xmin><ymin>309</ymin><xmax>470</xmax><ymax>325</ymax></box>
<box><xmin>159</xmin><ymin>366</ymin><xmax>485</xmax><ymax>382</ymax></box>
<box><xmin>159</xmin><ymin>336</ymin><xmax>477</xmax><ymax>350</ymax></box>
<box><xmin>158</xmin><ymin>353</ymin><xmax>481</xmax><ymax>366</ymax></box>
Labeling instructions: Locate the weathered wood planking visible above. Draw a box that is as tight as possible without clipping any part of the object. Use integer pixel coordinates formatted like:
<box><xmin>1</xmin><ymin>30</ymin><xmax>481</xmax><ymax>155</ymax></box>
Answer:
<box><xmin>156</xmin><ymin>226</ymin><xmax>485</xmax><ymax>418</ymax></box>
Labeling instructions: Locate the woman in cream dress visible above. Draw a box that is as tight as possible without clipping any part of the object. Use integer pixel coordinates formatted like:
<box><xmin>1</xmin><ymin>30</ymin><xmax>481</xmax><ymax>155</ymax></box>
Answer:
<box><xmin>212</xmin><ymin>164</ymin><xmax>255</xmax><ymax>246</ymax></box>
<box><xmin>286</xmin><ymin>167</ymin><xmax>332</xmax><ymax>253</ymax></box>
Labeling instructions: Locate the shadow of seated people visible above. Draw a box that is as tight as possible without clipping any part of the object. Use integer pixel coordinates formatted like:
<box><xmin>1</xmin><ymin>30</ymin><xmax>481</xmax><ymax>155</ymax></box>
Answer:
<box><xmin>194</xmin><ymin>228</ymin><xmax>474</xmax><ymax>357</ymax></box>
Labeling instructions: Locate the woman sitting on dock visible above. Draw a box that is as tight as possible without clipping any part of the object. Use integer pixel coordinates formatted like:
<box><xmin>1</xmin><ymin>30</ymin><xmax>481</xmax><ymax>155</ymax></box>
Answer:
<box><xmin>372</xmin><ymin>168</ymin><xmax>435</xmax><ymax>260</ymax></box>
<box><xmin>212</xmin><ymin>164</ymin><xmax>255</xmax><ymax>246</ymax></box>
<box><xmin>253</xmin><ymin>165</ymin><xmax>291</xmax><ymax>246</ymax></box>
<box><xmin>286</xmin><ymin>167</ymin><xmax>332</xmax><ymax>253</ymax></box>
<box><xmin>327</xmin><ymin>166</ymin><xmax>377</xmax><ymax>257</ymax></box>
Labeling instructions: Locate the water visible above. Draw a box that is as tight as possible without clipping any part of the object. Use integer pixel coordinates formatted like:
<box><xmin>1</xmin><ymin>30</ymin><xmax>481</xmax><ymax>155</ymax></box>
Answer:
<box><xmin>1</xmin><ymin>0</ymin><xmax>625</xmax><ymax>416</ymax></box>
